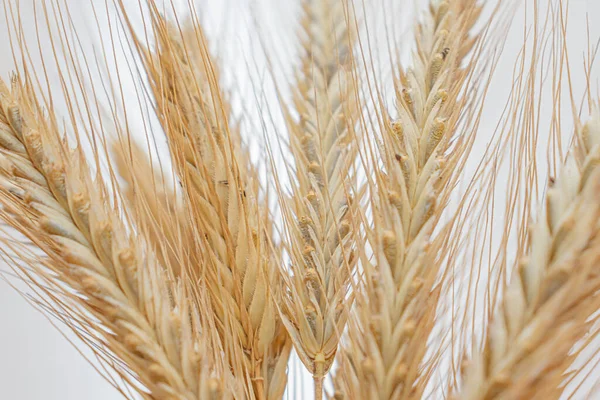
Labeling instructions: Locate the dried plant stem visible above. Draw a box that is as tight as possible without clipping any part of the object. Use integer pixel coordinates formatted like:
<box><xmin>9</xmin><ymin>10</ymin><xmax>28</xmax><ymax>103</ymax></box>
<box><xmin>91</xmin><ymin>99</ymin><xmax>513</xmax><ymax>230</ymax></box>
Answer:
<box><xmin>334</xmin><ymin>1</ymin><xmax>481</xmax><ymax>398</ymax></box>
<box><xmin>124</xmin><ymin>9</ymin><xmax>291</xmax><ymax>399</ymax></box>
<box><xmin>278</xmin><ymin>0</ymin><xmax>358</xmax><ymax>397</ymax></box>
<box><xmin>458</xmin><ymin>114</ymin><xmax>600</xmax><ymax>399</ymax></box>
<box><xmin>314</xmin><ymin>375</ymin><xmax>324</xmax><ymax>400</ymax></box>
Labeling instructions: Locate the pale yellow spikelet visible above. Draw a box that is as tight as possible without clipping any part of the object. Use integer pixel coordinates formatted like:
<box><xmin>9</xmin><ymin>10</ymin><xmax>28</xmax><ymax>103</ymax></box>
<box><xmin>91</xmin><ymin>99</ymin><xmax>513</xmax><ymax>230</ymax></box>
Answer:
<box><xmin>0</xmin><ymin>76</ymin><xmax>201</xmax><ymax>398</ymax></box>
<box><xmin>459</xmin><ymin>113</ymin><xmax>600</xmax><ymax>400</ymax></box>
<box><xmin>334</xmin><ymin>0</ymin><xmax>482</xmax><ymax>398</ymax></box>
<box><xmin>278</xmin><ymin>0</ymin><xmax>359</xmax><ymax>398</ymax></box>
<box><xmin>128</xmin><ymin>11</ymin><xmax>291</xmax><ymax>398</ymax></box>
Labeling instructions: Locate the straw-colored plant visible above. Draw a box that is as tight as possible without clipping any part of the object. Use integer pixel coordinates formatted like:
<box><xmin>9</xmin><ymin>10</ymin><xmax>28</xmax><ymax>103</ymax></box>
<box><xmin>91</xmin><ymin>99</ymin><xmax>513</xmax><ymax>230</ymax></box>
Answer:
<box><xmin>1</xmin><ymin>0</ymin><xmax>599</xmax><ymax>399</ymax></box>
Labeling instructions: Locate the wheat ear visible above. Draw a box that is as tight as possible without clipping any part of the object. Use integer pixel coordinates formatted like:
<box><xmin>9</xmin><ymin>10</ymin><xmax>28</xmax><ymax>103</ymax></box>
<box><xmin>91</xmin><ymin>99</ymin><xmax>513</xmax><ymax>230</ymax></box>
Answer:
<box><xmin>333</xmin><ymin>1</ymin><xmax>481</xmax><ymax>398</ymax></box>
<box><xmin>126</xmin><ymin>10</ymin><xmax>291</xmax><ymax>399</ymax></box>
<box><xmin>277</xmin><ymin>0</ymin><xmax>359</xmax><ymax>398</ymax></box>
<box><xmin>457</xmin><ymin>113</ymin><xmax>600</xmax><ymax>399</ymax></box>
<box><xmin>0</xmin><ymin>75</ymin><xmax>235</xmax><ymax>398</ymax></box>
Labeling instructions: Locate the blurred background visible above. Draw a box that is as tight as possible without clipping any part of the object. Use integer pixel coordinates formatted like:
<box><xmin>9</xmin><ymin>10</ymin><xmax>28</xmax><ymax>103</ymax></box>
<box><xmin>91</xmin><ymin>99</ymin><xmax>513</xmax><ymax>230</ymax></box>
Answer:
<box><xmin>1</xmin><ymin>0</ymin><xmax>599</xmax><ymax>398</ymax></box>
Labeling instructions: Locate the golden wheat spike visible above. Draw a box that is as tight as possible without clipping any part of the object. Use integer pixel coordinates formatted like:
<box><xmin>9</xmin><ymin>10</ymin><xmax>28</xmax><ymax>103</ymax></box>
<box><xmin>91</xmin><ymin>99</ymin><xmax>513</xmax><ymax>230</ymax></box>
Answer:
<box><xmin>333</xmin><ymin>1</ymin><xmax>482</xmax><ymax>398</ymax></box>
<box><xmin>122</xmin><ymin>9</ymin><xmax>292</xmax><ymax>399</ymax></box>
<box><xmin>457</xmin><ymin>113</ymin><xmax>600</xmax><ymax>400</ymax></box>
<box><xmin>277</xmin><ymin>0</ymin><xmax>359</xmax><ymax>398</ymax></box>
<box><xmin>0</xmin><ymin>75</ymin><xmax>228</xmax><ymax>399</ymax></box>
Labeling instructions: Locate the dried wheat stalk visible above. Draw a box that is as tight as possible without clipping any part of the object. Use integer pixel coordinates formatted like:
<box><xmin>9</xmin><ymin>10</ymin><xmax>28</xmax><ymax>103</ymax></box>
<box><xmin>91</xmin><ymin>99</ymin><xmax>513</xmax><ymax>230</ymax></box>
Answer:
<box><xmin>126</xmin><ymin>10</ymin><xmax>291</xmax><ymax>399</ymax></box>
<box><xmin>0</xmin><ymin>75</ymin><xmax>235</xmax><ymax>399</ymax></box>
<box><xmin>277</xmin><ymin>0</ymin><xmax>359</xmax><ymax>398</ymax></box>
<box><xmin>457</xmin><ymin>113</ymin><xmax>600</xmax><ymax>399</ymax></box>
<box><xmin>333</xmin><ymin>1</ymin><xmax>482</xmax><ymax>398</ymax></box>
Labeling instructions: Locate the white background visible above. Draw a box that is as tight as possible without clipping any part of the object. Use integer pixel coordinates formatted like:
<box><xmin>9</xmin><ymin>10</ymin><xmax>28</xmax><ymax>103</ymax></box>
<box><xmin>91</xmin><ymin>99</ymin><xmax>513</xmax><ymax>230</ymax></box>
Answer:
<box><xmin>1</xmin><ymin>0</ymin><xmax>600</xmax><ymax>398</ymax></box>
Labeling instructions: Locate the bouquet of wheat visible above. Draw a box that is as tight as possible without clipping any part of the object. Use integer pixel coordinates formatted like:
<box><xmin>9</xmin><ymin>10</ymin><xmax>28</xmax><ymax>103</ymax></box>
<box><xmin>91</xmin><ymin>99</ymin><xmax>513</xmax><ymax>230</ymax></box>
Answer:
<box><xmin>1</xmin><ymin>0</ymin><xmax>599</xmax><ymax>399</ymax></box>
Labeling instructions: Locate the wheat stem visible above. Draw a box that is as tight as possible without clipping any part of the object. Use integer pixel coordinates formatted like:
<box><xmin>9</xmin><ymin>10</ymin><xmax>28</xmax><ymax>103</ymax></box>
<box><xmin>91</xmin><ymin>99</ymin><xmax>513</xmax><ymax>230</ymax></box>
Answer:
<box><xmin>314</xmin><ymin>376</ymin><xmax>324</xmax><ymax>400</ymax></box>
